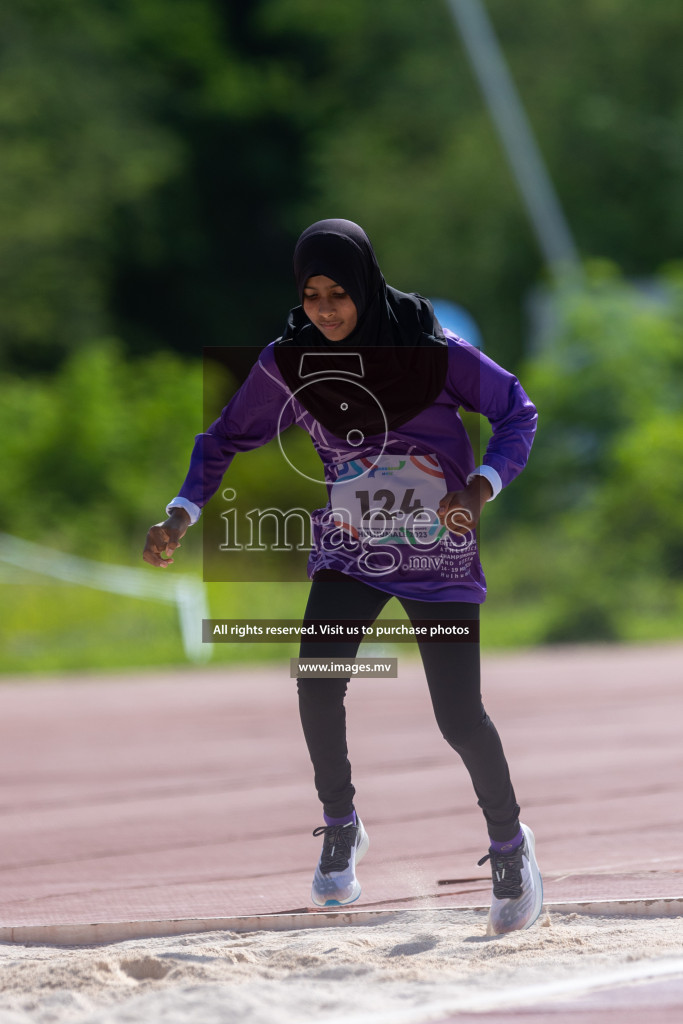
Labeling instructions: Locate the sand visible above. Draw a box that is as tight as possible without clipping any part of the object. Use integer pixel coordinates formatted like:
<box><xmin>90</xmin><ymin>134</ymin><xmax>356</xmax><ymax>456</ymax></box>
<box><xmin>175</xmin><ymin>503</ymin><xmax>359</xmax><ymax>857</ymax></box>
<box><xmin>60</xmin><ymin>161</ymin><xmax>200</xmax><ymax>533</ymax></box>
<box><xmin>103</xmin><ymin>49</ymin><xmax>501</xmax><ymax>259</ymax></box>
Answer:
<box><xmin>2</xmin><ymin>910</ymin><xmax>683</xmax><ymax>1023</ymax></box>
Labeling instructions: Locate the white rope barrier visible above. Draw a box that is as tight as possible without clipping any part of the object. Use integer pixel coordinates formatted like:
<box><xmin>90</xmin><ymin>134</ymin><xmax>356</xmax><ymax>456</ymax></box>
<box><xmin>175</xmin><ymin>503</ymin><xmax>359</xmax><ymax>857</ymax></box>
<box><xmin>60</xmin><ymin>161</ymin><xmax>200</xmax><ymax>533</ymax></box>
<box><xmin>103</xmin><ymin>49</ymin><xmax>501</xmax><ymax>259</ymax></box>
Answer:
<box><xmin>0</xmin><ymin>533</ymin><xmax>211</xmax><ymax>663</ymax></box>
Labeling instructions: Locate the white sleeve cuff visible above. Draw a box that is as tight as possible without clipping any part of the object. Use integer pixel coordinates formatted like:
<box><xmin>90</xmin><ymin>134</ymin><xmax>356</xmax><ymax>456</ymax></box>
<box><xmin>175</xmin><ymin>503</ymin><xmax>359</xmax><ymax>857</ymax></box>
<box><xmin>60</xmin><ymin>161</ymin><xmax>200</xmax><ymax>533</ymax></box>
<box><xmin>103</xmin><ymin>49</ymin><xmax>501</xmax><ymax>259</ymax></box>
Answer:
<box><xmin>166</xmin><ymin>497</ymin><xmax>202</xmax><ymax>525</ymax></box>
<box><xmin>466</xmin><ymin>465</ymin><xmax>502</xmax><ymax>501</ymax></box>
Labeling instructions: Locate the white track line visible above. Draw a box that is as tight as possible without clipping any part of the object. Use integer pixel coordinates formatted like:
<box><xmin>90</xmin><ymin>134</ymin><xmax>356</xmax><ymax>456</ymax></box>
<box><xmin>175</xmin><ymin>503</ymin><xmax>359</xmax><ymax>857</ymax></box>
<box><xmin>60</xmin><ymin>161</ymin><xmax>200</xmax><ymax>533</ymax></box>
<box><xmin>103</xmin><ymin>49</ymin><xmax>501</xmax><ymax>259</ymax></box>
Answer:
<box><xmin>320</xmin><ymin>957</ymin><xmax>683</xmax><ymax>1024</ymax></box>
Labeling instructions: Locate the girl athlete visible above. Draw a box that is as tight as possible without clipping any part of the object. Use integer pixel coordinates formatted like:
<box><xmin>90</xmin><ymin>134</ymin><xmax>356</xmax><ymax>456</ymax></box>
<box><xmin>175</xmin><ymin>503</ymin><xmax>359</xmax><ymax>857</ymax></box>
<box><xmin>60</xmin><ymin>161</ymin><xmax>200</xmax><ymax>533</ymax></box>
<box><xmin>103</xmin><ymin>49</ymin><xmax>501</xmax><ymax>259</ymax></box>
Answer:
<box><xmin>144</xmin><ymin>219</ymin><xmax>542</xmax><ymax>935</ymax></box>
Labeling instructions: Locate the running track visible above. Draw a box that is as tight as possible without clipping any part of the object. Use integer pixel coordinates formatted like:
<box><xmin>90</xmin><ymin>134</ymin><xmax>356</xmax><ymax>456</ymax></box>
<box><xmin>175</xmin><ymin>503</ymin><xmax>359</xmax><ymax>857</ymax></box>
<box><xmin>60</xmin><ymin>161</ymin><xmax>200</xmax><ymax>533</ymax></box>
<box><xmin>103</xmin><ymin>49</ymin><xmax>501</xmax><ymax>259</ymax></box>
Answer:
<box><xmin>0</xmin><ymin>641</ymin><xmax>681</xmax><ymax>1021</ymax></box>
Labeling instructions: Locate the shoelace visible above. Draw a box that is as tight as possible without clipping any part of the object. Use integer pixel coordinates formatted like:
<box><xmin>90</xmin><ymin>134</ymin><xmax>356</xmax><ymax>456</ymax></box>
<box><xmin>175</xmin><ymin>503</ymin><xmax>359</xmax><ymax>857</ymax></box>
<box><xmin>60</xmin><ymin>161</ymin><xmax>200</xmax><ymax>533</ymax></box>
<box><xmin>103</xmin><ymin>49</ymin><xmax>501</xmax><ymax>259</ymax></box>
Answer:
<box><xmin>478</xmin><ymin>843</ymin><xmax>524</xmax><ymax>899</ymax></box>
<box><xmin>312</xmin><ymin>823</ymin><xmax>358</xmax><ymax>874</ymax></box>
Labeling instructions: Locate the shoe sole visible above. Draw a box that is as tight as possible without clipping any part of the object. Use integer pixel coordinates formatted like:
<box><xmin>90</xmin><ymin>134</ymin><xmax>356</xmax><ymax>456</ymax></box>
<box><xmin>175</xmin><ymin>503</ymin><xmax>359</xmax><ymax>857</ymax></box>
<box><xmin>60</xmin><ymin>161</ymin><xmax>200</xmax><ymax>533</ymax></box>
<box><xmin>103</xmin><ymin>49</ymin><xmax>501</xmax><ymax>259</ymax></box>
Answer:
<box><xmin>520</xmin><ymin>823</ymin><xmax>544</xmax><ymax>930</ymax></box>
<box><xmin>311</xmin><ymin>820</ymin><xmax>370</xmax><ymax>908</ymax></box>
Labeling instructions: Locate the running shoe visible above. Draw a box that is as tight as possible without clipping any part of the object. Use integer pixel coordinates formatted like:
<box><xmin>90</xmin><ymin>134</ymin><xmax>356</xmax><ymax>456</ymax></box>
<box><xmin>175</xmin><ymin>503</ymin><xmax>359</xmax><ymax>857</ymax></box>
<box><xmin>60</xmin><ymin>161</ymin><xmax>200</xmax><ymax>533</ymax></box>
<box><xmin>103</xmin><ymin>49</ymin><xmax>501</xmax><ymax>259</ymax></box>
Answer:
<box><xmin>478</xmin><ymin>822</ymin><xmax>543</xmax><ymax>935</ymax></box>
<box><xmin>310</xmin><ymin>815</ymin><xmax>370</xmax><ymax>907</ymax></box>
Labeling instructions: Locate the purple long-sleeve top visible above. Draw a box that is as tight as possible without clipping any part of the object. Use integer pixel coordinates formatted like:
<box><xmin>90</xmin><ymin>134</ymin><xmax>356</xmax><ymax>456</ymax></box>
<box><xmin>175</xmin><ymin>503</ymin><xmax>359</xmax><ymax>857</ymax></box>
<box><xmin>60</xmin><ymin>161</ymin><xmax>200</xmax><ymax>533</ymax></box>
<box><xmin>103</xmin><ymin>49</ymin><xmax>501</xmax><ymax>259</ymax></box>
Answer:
<box><xmin>170</xmin><ymin>330</ymin><xmax>537</xmax><ymax>602</ymax></box>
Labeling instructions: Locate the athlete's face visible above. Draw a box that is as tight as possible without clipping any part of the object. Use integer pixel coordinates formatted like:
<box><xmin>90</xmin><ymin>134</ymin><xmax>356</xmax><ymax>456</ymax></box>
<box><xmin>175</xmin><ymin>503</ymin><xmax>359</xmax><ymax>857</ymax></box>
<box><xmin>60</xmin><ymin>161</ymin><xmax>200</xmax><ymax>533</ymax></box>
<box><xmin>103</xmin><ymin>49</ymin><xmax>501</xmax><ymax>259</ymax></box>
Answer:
<box><xmin>302</xmin><ymin>275</ymin><xmax>358</xmax><ymax>341</ymax></box>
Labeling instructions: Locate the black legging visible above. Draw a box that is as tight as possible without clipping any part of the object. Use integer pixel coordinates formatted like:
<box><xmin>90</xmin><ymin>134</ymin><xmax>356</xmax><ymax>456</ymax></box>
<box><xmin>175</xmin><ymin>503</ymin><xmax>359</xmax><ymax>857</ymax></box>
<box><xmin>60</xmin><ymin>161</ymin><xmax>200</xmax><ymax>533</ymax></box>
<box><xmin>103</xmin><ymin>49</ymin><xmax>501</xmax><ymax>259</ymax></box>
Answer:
<box><xmin>297</xmin><ymin>570</ymin><xmax>520</xmax><ymax>843</ymax></box>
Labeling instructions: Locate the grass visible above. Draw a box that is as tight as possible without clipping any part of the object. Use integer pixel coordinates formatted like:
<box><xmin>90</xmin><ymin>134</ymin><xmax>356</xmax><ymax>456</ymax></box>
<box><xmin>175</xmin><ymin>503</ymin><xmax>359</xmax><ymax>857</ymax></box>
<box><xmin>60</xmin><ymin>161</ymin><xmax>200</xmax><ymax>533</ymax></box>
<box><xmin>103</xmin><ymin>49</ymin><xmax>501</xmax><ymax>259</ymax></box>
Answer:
<box><xmin>0</xmin><ymin>579</ymin><xmax>309</xmax><ymax>675</ymax></box>
<box><xmin>2</xmin><ymin>567</ymin><xmax>682</xmax><ymax>677</ymax></box>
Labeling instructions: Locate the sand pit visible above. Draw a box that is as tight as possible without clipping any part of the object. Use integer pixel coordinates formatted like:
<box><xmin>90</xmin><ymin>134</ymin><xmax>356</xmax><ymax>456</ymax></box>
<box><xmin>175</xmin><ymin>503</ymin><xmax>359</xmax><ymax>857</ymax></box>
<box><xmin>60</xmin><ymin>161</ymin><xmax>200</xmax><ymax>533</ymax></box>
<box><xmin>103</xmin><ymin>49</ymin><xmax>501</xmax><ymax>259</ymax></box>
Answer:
<box><xmin>2</xmin><ymin>910</ymin><xmax>683</xmax><ymax>1023</ymax></box>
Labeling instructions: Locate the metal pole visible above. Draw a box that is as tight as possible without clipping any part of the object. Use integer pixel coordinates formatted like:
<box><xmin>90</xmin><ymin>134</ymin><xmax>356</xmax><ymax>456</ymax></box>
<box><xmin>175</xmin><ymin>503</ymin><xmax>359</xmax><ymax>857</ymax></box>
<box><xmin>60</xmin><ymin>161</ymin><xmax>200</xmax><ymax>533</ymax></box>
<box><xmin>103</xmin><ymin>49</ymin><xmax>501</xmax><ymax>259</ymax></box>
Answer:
<box><xmin>445</xmin><ymin>0</ymin><xmax>580</xmax><ymax>274</ymax></box>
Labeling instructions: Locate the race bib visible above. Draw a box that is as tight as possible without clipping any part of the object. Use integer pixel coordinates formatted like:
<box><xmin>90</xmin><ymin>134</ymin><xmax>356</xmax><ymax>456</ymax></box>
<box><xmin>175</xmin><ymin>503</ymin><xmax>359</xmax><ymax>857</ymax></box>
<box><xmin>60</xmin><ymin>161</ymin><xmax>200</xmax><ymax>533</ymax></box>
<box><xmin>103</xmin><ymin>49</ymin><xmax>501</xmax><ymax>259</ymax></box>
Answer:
<box><xmin>329</xmin><ymin>454</ymin><xmax>447</xmax><ymax>546</ymax></box>
<box><xmin>315</xmin><ymin>453</ymin><xmax>477</xmax><ymax>581</ymax></box>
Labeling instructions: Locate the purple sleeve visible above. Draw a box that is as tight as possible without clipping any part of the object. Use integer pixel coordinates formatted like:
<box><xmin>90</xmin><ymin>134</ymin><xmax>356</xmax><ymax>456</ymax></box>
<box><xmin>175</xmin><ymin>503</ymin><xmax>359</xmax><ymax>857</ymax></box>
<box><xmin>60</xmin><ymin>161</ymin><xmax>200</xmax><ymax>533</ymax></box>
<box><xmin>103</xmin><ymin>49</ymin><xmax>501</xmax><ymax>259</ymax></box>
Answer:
<box><xmin>177</xmin><ymin>345</ymin><xmax>297</xmax><ymax>509</ymax></box>
<box><xmin>444</xmin><ymin>333</ymin><xmax>538</xmax><ymax>490</ymax></box>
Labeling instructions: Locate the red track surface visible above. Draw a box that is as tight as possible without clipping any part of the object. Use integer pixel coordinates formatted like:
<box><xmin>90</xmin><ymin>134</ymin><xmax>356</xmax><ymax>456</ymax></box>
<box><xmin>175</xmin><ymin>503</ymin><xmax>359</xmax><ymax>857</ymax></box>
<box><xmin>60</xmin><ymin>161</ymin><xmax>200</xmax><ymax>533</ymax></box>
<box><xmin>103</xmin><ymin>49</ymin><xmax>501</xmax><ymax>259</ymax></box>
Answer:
<box><xmin>1</xmin><ymin>642</ymin><xmax>682</xmax><ymax>1018</ymax></box>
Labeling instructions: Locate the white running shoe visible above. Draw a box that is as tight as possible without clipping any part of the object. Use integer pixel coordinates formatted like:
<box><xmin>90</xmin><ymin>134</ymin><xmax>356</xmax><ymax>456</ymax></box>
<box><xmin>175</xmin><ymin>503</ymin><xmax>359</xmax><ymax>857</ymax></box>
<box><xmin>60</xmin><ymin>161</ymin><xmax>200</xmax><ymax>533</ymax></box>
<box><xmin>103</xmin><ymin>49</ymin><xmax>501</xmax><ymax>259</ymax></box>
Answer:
<box><xmin>310</xmin><ymin>815</ymin><xmax>370</xmax><ymax>907</ymax></box>
<box><xmin>478</xmin><ymin>823</ymin><xmax>544</xmax><ymax>935</ymax></box>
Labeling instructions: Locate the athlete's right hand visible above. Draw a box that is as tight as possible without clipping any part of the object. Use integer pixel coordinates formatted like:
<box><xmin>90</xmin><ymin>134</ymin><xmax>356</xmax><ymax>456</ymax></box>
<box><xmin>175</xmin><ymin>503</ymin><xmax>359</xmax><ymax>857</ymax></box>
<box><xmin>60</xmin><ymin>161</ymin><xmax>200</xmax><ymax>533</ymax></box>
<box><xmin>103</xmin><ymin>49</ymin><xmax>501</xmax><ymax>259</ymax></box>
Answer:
<box><xmin>143</xmin><ymin>507</ymin><xmax>191</xmax><ymax>567</ymax></box>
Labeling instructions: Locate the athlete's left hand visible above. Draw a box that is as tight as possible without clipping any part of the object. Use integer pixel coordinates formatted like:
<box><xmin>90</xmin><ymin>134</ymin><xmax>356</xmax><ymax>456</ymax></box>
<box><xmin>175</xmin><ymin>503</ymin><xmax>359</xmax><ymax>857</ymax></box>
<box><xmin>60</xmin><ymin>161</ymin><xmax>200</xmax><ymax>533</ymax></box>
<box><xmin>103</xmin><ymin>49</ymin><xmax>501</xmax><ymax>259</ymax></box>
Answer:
<box><xmin>438</xmin><ymin>477</ymin><xmax>493</xmax><ymax>536</ymax></box>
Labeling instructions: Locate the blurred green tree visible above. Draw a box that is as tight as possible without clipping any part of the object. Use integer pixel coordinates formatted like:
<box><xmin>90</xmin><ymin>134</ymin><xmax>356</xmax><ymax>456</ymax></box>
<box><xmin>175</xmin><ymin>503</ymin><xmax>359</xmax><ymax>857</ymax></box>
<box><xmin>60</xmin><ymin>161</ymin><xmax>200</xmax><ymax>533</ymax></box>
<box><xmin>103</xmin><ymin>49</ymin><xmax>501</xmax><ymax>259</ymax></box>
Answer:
<box><xmin>2</xmin><ymin>0</ymin><xmax>681</xmax><ymax>372</ymax></box>
<box><xmin>263</xmin><ymin>0</ymin><xmax>683</xmax><ymax>363</ymax></box>
<box><xmin>484</xmin><ymin>262</ymin><xmax>683</xmax><ymax>641</ymax></box>
<box><xmin>0</xmin><ymin>1</ymin><xmax>183</xmax><ymax>370</ymax></box>
<box><xmin>0</xmin><ymin>341</ymin><xmax>203</xmax><ymax>556</ymax></box>
<box><xmin>0</xmin><ymin>0</ymin><xmax>320</xmax><ymax>371</ymax></box>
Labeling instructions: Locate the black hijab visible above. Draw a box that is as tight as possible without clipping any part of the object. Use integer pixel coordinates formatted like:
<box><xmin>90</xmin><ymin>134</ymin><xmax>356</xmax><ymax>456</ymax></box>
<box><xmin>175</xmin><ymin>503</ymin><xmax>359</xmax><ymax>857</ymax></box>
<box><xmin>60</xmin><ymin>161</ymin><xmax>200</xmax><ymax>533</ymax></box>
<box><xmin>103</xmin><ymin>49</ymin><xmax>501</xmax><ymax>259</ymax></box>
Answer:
<box><xmin>274</xmin><ymin>219</ymin><xmax>448</xmax><ymax>439</ymax></box>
